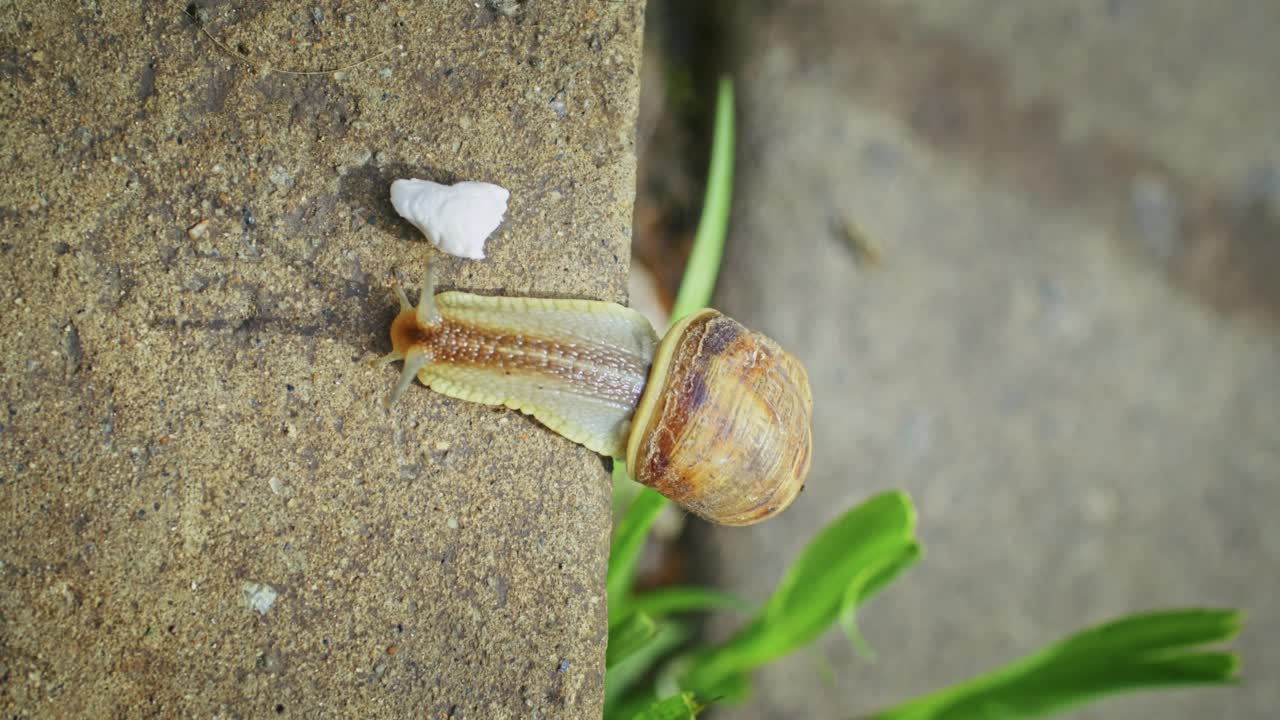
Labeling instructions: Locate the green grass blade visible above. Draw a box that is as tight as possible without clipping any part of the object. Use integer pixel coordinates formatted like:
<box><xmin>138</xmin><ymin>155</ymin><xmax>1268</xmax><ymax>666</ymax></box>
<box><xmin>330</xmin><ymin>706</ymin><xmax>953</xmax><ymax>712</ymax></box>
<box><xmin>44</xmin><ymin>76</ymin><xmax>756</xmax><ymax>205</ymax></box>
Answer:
<box><xmin>608</xmin><ymin>612</ymin><xmax>659</xmax><ymax>669</ymax></box>
<box><xmin>629</xmin><ymin>586</ymin><xmax>753</xmax><ymax>618</ymax></box>
<box><xmin>767</xmin><ymin>491</ymin><xmax>918</xmax><ymax>621</ymax></box>
<box><xmin>606</xmin><ymin>621</ymin><xmax>693</xmax><ymax>714</ymax></box>
<box><xmin>678</xmin><ymin>492</ymin><xmax>922</xmax><ymax>696</ymax></box>
<box><xmin>670</xmin><ymin>75</ymin><xmax>735</xmax><ymax>322</ymax></box>
<box><xmin>630</xmin><ymin>692</ymin><xmax>706</xmax><ymax>720</ymax></box>
<box><xmin>607</xmin><ymin>74</ymin><xmax>738</xmax><ymax>714</ymax></box>
<box><xmin>608</xmin><ymin>481</ymin><xmax>668</xmax><ymax>624</ymax></box>
<box><xmin>612</xmin><ymin>691</ymin><xmax>661</xmax><ymax>720</ymax></box>
<box><xmin>871</xmin><ymin>608</ymin><xmax>1243</xmax><ymax>720</ymax></box>
<box><xmin>1050</xmin><ymin>608</ymin><xmax>1243</xmax><ymax>658</ymax></box>
<box><xmin>838</xmin><ymin>539</ymin><xmax>924</xmax><ymax>659</ymax></box>
<box><xmin>608</xmin><ymin>74</ymin><xmax>737</xmax><ymax>617</ymax></box>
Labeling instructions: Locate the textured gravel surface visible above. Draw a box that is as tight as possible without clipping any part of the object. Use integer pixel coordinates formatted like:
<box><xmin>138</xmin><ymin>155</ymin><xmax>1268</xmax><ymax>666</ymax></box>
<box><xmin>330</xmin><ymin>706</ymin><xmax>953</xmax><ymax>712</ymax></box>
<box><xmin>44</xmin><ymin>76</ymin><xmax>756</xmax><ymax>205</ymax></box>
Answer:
<box><xmin>0</xmin><ymin>2</ymin><xmax>643</xmax><ymax>716</ymax></box>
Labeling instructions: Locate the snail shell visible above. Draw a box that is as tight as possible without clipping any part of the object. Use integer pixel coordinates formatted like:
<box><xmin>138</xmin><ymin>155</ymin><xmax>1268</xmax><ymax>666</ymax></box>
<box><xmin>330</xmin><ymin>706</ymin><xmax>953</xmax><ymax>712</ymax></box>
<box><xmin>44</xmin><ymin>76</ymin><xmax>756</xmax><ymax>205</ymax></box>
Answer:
<box><xmin>625</xmin><ymin>309</ymin><xmax>812</xmax><ymax>526</ymax></box>
<box><xmin>379</xmin><ymin>270</ymin><xmax>813</xmax><ymax>526</ymax></box>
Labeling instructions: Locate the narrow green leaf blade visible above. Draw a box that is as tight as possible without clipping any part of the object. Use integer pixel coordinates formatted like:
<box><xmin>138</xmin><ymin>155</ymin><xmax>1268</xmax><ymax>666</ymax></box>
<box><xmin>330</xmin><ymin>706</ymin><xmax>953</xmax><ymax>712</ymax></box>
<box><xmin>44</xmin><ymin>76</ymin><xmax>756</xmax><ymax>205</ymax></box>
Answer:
<box><xmin>767</xmin><ymin>490</ymin><xmax>917</xmax><ymax>620</ymax></box>
<box><xmin>1050</xmin><ymin>608</ymin><xmax>1243</xmax><ymax>659</ymax></box>
<box><xmin>670</xmin><ymin>75</ymin><xmax>736</xmax><ymax>322</ymax></box>
<box><xmin>872</xmin><ymin>608</ymin><xmax>1243</xmax><ymax>720</ymax></box>
<box><xmin>679</xmin><ymin>492</ymin><xmax>921</xmax><ymax>695</ymax></box>
<box><xmin>630</xmin><ymin>692</ymin><xmax>705</xmax><ymax>720</ymax></box>
<box><xmin>611</xmin><ymin>691</ymin><xmax>661</xmax><ymax>720</ymax></box>
<box><xmin>629</xmin><ymin>586</ymin><xmax>752</xmax><ymax>618</ymax></box>
<box><xmin>608</xmin><ymin>478</ymin><xmax>667</xmax><ymax>623</ymax></box>
<box><xmin>607</xmin><ymin>75</ymin><xmax>735</xmax><ymax>618</ymax></box>
<box><xmin>608</xmin><ymin>612</ymin><xmax>659</xmax><ymax>669</ymax></box>
<box><xmin>606</xmin><ymin>621</ymin><xmax>692</xmax><ymax>712</ymax></box>
<box><xmin>838</xmin><ymin>540</ymin><xmax>923</xmax><ymax>659</ymax></box>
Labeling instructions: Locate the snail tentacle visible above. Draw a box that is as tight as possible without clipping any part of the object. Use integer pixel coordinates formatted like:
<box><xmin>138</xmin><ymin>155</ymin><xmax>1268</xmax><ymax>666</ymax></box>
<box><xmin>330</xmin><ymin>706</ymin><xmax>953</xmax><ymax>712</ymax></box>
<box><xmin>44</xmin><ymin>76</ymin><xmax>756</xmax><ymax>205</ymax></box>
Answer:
<box><xmin>416</xmin><ymin>265</ymin><xmax>441</xmax><ymax>325</ymax></box>
<box><xmin>389</xmin><ymin>348</ymin><xmax>430</xmax><ymax>407</ymax></box>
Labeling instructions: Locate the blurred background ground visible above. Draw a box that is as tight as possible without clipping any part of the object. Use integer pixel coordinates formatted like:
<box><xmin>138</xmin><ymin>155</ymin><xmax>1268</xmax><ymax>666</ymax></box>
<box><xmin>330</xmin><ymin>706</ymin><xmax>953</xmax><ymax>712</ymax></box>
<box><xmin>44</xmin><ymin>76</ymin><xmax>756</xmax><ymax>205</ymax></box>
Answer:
<box><xmin>631</xmin><ymin>1</ymin><xmax>1279</xmax><ymax>718</ymax></box>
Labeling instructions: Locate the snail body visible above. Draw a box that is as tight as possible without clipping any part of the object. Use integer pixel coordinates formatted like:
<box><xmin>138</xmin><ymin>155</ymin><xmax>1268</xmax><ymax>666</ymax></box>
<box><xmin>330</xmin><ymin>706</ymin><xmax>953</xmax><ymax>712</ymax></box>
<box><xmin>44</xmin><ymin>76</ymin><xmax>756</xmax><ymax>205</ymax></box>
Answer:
<box><xmin>379</xmin><ymin>270</ymin><xmax>813</xmax><ymax>526</ymax></box>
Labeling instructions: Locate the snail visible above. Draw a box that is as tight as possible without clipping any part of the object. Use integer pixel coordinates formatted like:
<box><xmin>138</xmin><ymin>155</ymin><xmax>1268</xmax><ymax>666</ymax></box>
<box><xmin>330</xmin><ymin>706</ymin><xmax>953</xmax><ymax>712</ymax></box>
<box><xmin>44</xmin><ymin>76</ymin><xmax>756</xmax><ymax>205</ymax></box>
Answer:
<box><xmin>376</xmin><ymin>268</ymin><xmax>813</xmax><ymax>526</ymax></box>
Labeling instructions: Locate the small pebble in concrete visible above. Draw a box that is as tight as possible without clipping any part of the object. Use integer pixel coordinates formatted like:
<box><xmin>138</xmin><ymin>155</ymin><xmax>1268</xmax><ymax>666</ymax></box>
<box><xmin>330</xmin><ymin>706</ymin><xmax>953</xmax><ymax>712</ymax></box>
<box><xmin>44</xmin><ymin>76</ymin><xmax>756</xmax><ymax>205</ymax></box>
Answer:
<box><xmin>242</xmin><ymin>582</ymin><xmax>279</xmax><ymax>615</ymax></box>
<box><xmin>63</xmin><ymin>322</ymin><xmax>82</xmax><ymax>377</ymax></box>
<box><xmin>487</xmin><ymin>0</ymin><xmax>523</xmax><ymax>17</ymax></box>
<box><xmin>269</xmin><ymin>166</ymin><xmax>292</xmax><ymax>192</ymax></box>
<box><xmin>549</xmin><ymin>88</ymin><xmax>568</xmax><ymax>118</ymax></box>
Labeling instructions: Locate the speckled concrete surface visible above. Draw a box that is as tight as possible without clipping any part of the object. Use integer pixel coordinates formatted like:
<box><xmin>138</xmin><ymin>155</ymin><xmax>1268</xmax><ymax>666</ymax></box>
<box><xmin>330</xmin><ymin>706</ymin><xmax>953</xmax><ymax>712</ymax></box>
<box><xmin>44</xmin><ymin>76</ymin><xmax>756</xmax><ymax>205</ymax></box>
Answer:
<box><xmin>694</xmin><ymin>1</ymin><xmax>1279</xmax><ymax>718</ymax></box>
<box><xmin>0</xmin><ymin>2</ymin><xmax>642</xmax><ymax>717</ymax></box>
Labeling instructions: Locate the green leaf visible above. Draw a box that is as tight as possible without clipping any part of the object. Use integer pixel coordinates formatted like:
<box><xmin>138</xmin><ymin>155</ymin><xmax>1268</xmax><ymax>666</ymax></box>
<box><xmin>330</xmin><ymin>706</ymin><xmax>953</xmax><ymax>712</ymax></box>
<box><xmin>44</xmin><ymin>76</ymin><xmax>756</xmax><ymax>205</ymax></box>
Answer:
<box><xmin>629</xmin><ymin>586</ymin><xmax>752</xmax><ymax>619</ymax></box>
<box><xmin>678</xmin><ymin>491</ymin><xmax>921</xmax><ymax>697</ymax></box>
<box><xmin>835</xmin><ymin>528</ymin><xmax>923</xmax><ymax>660</ymax></box>
<box><xmin>871</xmin><ymin>608</ymin><xmax>1243</xmax><ymax>720</ymax></box>
<box><xmin>607</xmin><ymin>479</ymin><xmax>667</xmax><ymax>624</ymax></box>
<box><xmin>765</xmin><ymin>490</ymin><xmax>917</xmax><ymax>621</ymax></box>
<box><xmin>607</xmin><ymin>76</ymin><xmax>737</xmax><ymax>616</ymax></box>
<box><xmin>611</xmin><ymin>691</ymin><xmax>661</xmax><ymax>720</ymax></box>
<box><xmin>608</xmin><ymin>612</ymin><xmax>659</xmax><ymax>669</ymax></box>
<box><xmin>607</xmin><ymin>622</ymin><xmax>693</xmax><ymax>715</ymax></box>
<box><xmin>1048</xmin><ymin>607</ymin><xmax>1242</xmax><ymax>659</ymax></box>
<box><xmin>670</xmin><ymin>76</ymin><xmax>736</xmax><ymax>323</ymax></box>
<box><xmin>706</xmin><ymin>672</ymin><xmax>751</xmax><ymax>704</ymax></box>
<box><xmin>605</xmin><ymin>73</ymin><xmax>739</xmax><ymax>717</ymax></box>
<box><xmin>837</xmin><ymin>572</ymin><xmax>876</xmax><ymax>661</ymax></box>
<box><xmin>629</xmin><ymin>692</ymin><xmax>706</xmax><ymax>720</ymax></box>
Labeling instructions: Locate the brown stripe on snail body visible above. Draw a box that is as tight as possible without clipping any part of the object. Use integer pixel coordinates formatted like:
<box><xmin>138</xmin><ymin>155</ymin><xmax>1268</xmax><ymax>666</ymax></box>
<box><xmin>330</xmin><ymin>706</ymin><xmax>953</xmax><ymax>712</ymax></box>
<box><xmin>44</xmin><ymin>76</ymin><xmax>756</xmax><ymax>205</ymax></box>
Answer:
<box><xmin>377</xmin><ymin>269</ymin><xmax>813</xmax><ymax>526</ymax></box>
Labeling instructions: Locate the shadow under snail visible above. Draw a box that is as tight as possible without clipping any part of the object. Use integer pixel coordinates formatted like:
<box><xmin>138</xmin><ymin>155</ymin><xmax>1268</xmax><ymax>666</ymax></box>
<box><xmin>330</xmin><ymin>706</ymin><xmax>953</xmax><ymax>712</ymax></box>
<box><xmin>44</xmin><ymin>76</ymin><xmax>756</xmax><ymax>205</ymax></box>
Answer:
<box><xmin>376</xmin><ymin>268</ymin><xmax>813</xmax><ymax>526</ymax></box>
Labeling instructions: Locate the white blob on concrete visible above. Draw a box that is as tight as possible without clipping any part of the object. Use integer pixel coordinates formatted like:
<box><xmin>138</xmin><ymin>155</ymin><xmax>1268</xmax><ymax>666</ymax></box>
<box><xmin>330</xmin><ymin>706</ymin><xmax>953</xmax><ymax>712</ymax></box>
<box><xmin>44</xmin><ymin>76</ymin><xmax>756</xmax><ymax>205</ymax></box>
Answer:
<box><xmin>390</xmin><ymin>178</ymin><xmax>510</xmax><ymax>259</ymax></box>
<box><xmin>242</xmin><ymin>582</ymin><xmax>279</xmax><ymax>615</ymax></box>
